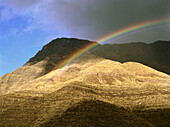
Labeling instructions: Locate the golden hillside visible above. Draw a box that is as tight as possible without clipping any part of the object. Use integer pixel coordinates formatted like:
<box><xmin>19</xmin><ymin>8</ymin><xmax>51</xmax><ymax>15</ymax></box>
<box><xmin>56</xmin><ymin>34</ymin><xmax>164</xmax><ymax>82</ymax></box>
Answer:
<box><xmin>0</xmin><ymin>54</ymin><xmax>170</xmax><ymax>126</ymax></box>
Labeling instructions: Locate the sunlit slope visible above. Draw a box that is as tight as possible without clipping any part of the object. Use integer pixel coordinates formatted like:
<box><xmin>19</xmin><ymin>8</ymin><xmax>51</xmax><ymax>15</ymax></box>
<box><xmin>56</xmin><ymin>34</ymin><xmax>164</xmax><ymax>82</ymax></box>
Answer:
<box><xmin>0</xmin><ymin>54</ymin><xmax>170</xmax><ymax>126</ymax></box>
<box><xmin>0</xmin><ymin>60</ymin><xmax>47</xmax><ymax>94</ymax></box>
<box><xmin>27</xmin><ymin>55</ymin><xmax>170</xmax><ymax>107</ymax></box>
<box><xmin>10</xmin><ymin>54</ymin><xmax>170</xmax><ymax>109</ymax></box>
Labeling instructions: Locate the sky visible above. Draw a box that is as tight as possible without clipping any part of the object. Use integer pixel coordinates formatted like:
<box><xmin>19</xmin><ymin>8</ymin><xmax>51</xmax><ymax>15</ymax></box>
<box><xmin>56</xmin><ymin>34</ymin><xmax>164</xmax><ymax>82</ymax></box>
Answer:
<box><xmin>0</xmin><ymin>0</ymin><xmax>170</xmax><ymax>76</ymax></box>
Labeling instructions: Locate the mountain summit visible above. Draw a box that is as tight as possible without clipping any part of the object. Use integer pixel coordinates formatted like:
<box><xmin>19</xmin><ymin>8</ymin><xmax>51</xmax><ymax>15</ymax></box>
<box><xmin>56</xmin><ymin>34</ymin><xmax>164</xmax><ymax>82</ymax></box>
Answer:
<box><xmin>26</xmin><ymin>37</ymin><xmax>98</xmax><ymax>75</ymax></box>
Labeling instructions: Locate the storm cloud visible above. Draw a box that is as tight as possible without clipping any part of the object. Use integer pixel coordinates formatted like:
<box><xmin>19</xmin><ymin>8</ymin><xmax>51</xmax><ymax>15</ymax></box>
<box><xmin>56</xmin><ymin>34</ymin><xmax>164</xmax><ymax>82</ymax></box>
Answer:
<box><xmin>0</xmin><ymin>0</ymin><xmax>170</xmax><ymax>43</ymax></box>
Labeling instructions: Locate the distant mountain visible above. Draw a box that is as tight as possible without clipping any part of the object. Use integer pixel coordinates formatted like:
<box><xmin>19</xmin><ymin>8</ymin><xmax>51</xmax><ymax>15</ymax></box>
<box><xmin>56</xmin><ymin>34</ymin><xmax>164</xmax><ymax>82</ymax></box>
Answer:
<box><xmin>92</xmin><ymin>40</ymin><xmax>170</xmax><ymax>75</ymax></box>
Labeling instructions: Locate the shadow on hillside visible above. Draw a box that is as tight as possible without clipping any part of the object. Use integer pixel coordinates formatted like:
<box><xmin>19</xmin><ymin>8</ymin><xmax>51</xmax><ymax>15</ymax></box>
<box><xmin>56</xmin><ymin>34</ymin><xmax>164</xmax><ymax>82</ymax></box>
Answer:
<box><xmin>41</xmin><ymin>99</ymin><xmax>153</xmax><ymax>127</ymax></box>
<box><xmin>92</xmin><ymin>41</ymin><xmax>170</xmax><ymax>75</ymax></box>
<box><xmin>133</xmin><ymin>108</ymin><xmax>170</xmax><ymax>127</ymax></box>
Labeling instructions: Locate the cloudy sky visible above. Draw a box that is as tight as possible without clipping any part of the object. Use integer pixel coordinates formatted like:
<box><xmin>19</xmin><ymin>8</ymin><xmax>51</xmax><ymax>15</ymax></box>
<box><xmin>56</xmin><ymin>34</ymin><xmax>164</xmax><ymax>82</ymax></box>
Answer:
<box><xmin>0</xmin><ymin>0</ymin><xmax>170</xmax><ymax>76</ymax></box>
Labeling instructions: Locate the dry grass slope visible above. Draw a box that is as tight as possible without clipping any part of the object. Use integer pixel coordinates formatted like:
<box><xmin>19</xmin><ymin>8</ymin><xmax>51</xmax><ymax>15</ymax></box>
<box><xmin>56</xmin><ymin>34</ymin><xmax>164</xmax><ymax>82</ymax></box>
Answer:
<box><xmin>0</xmin><ymin>54</ymin><xmax>170</xmax><ymax>126</ymax></box>
<box><xmin>41</xmin><ymin>100</ymin><xmax>154</xmax><ymax>127</ymax></box>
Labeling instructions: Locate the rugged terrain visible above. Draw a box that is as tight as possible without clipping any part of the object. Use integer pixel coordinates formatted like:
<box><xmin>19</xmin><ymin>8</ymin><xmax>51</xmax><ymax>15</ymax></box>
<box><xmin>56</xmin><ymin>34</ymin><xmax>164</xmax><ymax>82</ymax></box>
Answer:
<box><xmin>0</xmin><ymin>38</ymin><xmax>170</xmax><ymax>126</ymax></box>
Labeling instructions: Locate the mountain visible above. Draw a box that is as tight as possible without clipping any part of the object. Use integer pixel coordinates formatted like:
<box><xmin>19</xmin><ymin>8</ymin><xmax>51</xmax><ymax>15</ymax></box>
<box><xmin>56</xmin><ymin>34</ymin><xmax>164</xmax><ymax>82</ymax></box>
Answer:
<box><xmin>0</xmin><ymin>38</ymin><xmax>170</xmax><ymax>126</ymax></box>
<box><xmin>0</xmin><ymin>38</ymin><xmax>98</xmax><ymax>94</ymax></box>
<box><xmin>92</xmin><ymin>40</ymin><xmax>170</xmax><ymax>75</ymax></box>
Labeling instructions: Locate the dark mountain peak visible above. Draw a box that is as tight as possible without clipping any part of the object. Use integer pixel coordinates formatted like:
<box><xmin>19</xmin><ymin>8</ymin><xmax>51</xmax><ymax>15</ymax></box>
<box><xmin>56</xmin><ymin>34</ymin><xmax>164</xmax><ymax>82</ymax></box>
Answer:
<box><xmin>26</xmin><ymin>38</ymin><xmax>98</xmax><ymax>65</ymax></box>
<box><xmin>42</xmin><ymin>37</ymin><xmax>93</xmax><ymax>49</ymax></box>
<box><xmin>25</xmin><ymin>37</ymin><xmax>98</xmax><ymax>75</ymax></box>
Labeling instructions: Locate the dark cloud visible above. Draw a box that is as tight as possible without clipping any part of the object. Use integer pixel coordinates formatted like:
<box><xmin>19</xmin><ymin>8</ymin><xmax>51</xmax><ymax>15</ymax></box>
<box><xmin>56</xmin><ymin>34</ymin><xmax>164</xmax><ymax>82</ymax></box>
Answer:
<box><xmin>0</xmin><ymin>0</ymin><xmax>170</xmax><ymax>42</ymax></box>
<box><xmin>62</xmin><ymin>0</ymin><xmax>170</xmax><ymax>41</ymax></box>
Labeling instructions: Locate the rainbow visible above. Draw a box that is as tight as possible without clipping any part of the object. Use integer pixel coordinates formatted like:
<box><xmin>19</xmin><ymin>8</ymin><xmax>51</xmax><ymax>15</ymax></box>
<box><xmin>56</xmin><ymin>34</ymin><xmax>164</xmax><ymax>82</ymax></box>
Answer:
<box><xmin>56</xmin><ymin>18</ymin><xmax>169</xmax><ymax>69</ymax></box>
<box><xmin>41</xmin><ymin>18</ymin><xmax>169</xmax><ymax>86</ymax></box>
